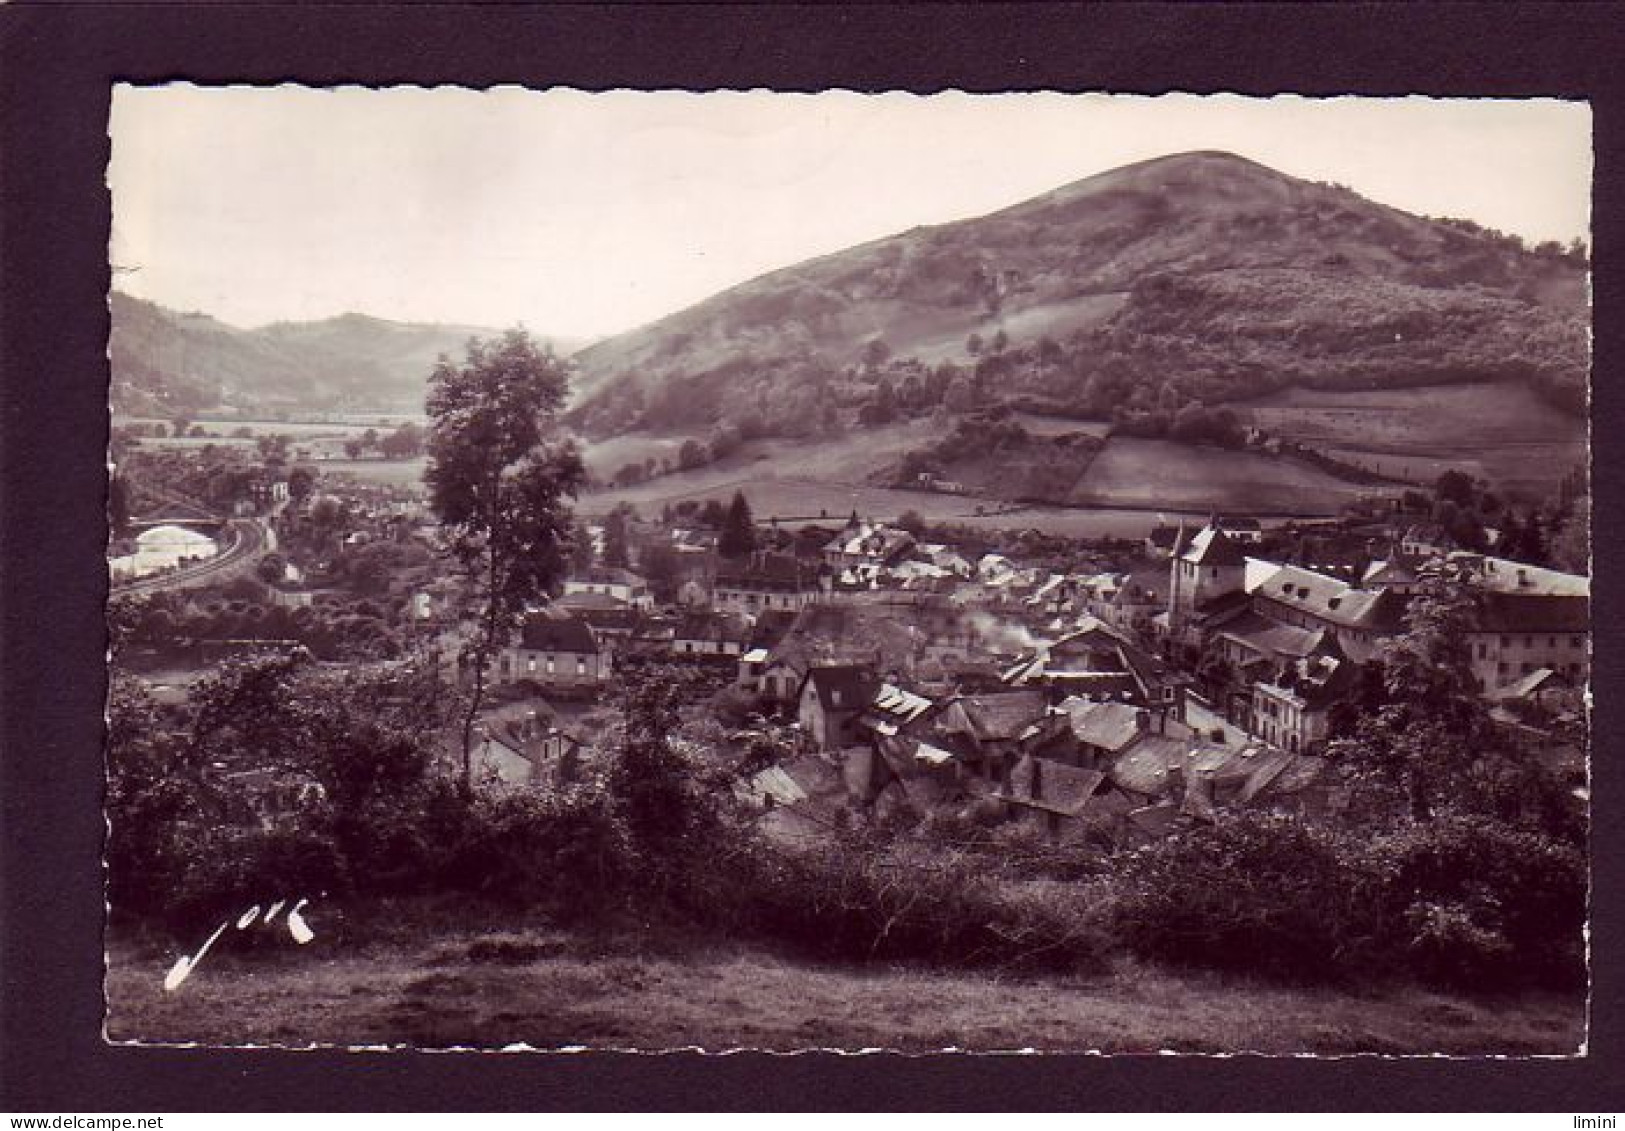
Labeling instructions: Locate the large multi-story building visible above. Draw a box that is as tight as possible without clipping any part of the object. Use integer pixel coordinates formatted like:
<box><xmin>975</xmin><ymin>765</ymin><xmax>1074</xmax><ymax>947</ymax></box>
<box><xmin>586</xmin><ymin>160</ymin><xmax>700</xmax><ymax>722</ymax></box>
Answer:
<box><xmin>713</xmin><ymin>553</ymin><xmax>826</xmax><ymax>615</ymax></box>
<box><xmin>562</xmin><ymin>566</ymin><xmax>653</xmax><ymax>611</ymax></box>
<box><xmin>1451</xmin><ymin>555</ymin><xmax>1590</xmax><ymax>692</ymax></box>
<box><xmin>493</xmin><ymin>611</ymin><xmax>612</xmax><ymax>693</ymax></box>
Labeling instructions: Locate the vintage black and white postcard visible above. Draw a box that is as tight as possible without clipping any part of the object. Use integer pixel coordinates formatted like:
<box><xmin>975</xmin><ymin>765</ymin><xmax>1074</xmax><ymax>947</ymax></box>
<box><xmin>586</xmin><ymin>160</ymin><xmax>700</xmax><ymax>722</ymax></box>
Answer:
<box><xmin>101</xmin><ymin>86</ymin><xmax>1592</xmax><ymax>1055</ymax></box>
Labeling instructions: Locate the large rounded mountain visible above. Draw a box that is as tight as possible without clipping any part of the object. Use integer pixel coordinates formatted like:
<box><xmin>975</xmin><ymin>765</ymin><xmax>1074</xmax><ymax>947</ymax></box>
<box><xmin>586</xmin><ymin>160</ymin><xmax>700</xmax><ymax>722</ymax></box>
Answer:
<box><xmin>567</xmin><ymin>150</ymin><xmax>1587</xmax><ymax>436</ymax></box>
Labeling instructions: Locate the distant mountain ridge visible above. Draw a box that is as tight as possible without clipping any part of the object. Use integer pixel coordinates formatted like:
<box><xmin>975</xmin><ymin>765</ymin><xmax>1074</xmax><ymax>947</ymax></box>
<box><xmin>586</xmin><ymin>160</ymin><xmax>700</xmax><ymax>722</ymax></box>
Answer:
<box><xmin>567</xmin><ymin>150</ymin><xmax>1588</xmax><ymax>436</ymax></box>
<box><xmin>109</xmin><ymin>293</ymin><xmax>586</xmax><ymax>416</ymax></box>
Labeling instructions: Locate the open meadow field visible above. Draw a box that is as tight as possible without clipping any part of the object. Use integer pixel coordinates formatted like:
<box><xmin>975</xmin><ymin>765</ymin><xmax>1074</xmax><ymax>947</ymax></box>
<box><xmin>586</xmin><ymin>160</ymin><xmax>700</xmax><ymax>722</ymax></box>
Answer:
<box><xmin>585</xmin><ymin>470</ymin><xmax>995</xmax><ymax>525</ymax></box>
<box><xmin>320</xmin><ymin>456</ymin><xmax>429</xmax><ymax>487</ymax></box>
<box><xmin>105</xmin><ymin>921</ymin><xmax>1584</xmax><ymax>1054</ymax></box>
<box><xmin>583</xmin><ymin>420</ymin><xmax>1355</xmax><ymax>533</ymax></box>
<box><xmin>1071</xmin><ymin>438</ymin><xmax>1368</xmax><ymax>514</ymax></box>
<box><xmin>1239</xmin><ymin>381</ymin><xmax>1587</xmax><ymax>496</ymax></box>
<box><xmin>118</xmin><ymin>416</ymin><xmax>421</xmax><ymax>439</ymax></box>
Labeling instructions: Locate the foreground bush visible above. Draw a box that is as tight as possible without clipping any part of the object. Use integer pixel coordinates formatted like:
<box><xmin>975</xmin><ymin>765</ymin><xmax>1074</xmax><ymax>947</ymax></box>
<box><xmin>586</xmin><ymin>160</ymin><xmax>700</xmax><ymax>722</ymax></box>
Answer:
<box><xmin>1370</xmin><ymin>816</ymin><xmax>1586</xmax><ymax>990</ymax></box>
<box><xmin>1110</xmin><ymin>813</ymin><xmax>1383</xmax><ymax>981</ymax></box>
<box><xmin>729</xmin><ymin>834</ymin><xmax>1111</xmax><ymax>975</ymax></box>
<box><xmin>448</xmin><ymin>784</ymin><xmax>633</xmax><ymax>919</ymax></box>
<box><xmin>1107</xmin><ymin>811</ymin><xmax>1586</xmax><ymax>991</ymax></box>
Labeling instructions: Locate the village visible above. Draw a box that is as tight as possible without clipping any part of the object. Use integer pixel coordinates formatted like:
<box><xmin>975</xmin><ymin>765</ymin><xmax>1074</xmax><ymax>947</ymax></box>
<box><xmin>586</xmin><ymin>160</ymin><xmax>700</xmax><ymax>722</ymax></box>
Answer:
<box><xmin>110</xmin><ymin>429</ymin><xmax>1588</xmax><ymax>860</ymax></box>
<box><xmin>474</xmin><ymin>504</ymin><xmax>1589</xmax><ymax>847</ymax></box>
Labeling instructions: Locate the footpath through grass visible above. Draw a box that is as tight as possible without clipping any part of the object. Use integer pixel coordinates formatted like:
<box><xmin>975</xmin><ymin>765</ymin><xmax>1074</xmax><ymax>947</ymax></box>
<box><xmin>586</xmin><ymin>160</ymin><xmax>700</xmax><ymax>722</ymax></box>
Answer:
<box><xmin>105</xmin><ymin>917</ymin><xmax>1584</xmax><ymax>1054</ymax></box>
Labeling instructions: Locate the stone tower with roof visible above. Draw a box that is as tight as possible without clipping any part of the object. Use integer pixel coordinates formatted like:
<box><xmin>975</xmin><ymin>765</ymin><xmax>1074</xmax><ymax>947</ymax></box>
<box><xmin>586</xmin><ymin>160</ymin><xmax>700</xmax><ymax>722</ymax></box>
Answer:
<box><xmin>1167</xmin><ymin>519</ymin><xmax>1248</xmax><ymax>633</ymax></box>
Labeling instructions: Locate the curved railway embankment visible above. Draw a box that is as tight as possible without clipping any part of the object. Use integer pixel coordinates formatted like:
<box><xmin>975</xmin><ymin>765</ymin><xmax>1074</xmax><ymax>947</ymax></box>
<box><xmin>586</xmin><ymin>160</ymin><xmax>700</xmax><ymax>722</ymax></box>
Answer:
<box><xmin>110</xmin><ymin>519</ymin><xmax>267</xmax><ymax>597</ymax></box>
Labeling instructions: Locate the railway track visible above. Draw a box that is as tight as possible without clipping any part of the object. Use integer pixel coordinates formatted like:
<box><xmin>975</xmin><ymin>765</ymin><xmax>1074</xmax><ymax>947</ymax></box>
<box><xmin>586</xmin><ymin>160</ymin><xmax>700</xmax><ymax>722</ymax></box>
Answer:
<box><xmin>110</xmin><ymin>518</ymin><xmax>267</xmax><ymax>597</ymax></box>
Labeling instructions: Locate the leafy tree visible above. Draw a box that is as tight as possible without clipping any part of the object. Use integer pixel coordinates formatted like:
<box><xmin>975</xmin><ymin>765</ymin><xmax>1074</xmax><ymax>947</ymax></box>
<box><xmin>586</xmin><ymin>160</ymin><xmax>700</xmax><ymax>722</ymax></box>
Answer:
<box><xmin>1549</xmin><ymin>497</ymin><xmax>1589</xmax><ymax>574</ymax></box>
<box><xmin>105</xmin><ymin>672</ymin><xmax>219</xmax><ymax>917</ymax></box>
<box><xmin>698</xmin><ymin>499</ymin><xmax>728</xmax><ymax>529</ymax></box>
<box><xmin>708</xmin><ymin>423</ymin><xmax>743</xmax><ymax>460</ymax></box>
<box><xmin>612</xmin><ymin>462</ymin><xmax>647</xmax><ymax>488</ymax></box>
<box><xmin>602</xmin><ymin>505</ymin><xmax>633</xmax><ymax>568</ymax></box>
<box><xmin>256</xmin><ymin>552</ymin><xmax>288</xmax><ymax>586</ymax></box>
<box><xmin>425</xmin><ymin>329</ymin><xmax>585</xmax><ymax>795</ymax></box>
<box><xmin>875</xmin><ymin>377</ymin><xmax>898</xmax><ymax>422</ymax></box>
<box><xmin>1435</xmin><ymin>469</ymin><xmax>1477</xmax><ymax>508</ymax></box>
<box><xmin>677</xmin><ymin>438</ymin><xmax>710</xmax><ymax>471</ymax></box>
<box><xmin>379</xmin><ymin>422</ymin><xmax>424</xmax><ymax>459</ymax></box>
<box><xmin>256</xmin><ymin>434</ymin><xmax>291</xmax><ymax>462</ymax></box>
<box><xmin>861</xmin><ymin>337</ymin><xmax>893</xmax><ymax>370</ymax></box>
<box><xmin>895</xmin><ymin>509</ymin><xmax>927</xmax><ymax>537</ymax></box>
<box><xmin>607</xmin><ymin>667</ymin><xmax>735</xmax><ymax>903</ymax></box>
<box><xmin>943</xmin><ymin>376</ymin><xmax>974</xmax><ymax>414</ymax></box>
<box><xmin>638</xmin><ymin>540</ymin><xmax>683</xmax><ymax>603</ymax></box>
<box><xmin>286</xmin><ymin>465</ymin><xmax>316</xmax><ymax>504</ymax></box>
<box><xmin>718</xmin><ymin>490</ymin><xmax>756</xmax><ymax>559</ymax></box>
<box><xmin>1329</xmin><ymin>569</ymin><xmax>1492</xmax><ymax>823</ymax></box>
<box><xmin>568</xmin><ymin>520</ymin><xmax>596</xmax><ymax>576</ymax></box>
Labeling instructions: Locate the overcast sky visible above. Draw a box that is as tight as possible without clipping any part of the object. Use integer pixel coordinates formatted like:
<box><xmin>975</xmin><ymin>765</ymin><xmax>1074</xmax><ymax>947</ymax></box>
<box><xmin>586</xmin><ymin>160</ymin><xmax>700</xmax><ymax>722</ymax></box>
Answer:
<box><xmin>110</xmin><ymin>87</ymin><xmax>1592</xmax><ymax>340</ymax></box>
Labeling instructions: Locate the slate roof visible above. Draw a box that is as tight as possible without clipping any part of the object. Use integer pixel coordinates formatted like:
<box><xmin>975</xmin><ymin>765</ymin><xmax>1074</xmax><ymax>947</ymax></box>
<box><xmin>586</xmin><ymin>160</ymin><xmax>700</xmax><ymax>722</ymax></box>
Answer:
<box><xmin>1459</xmin><ymin>555</ymin><xmax>1588</xmax><ymax>598</ymax></box>
<box><xmin>675</xmin><ymin>610</ymin><xmax>750</xmax><ymax>643</ymax></box>
<box><xmin>1253</xmin><ymin>564</ymin><xmax>1407</xmax><ymax>633</ymax></box>
<box><xmin>1261</xmin><ymin>755</ymin><xmax>1327</xmax><ymax>796</ymax></box>
<box><xmin>569</xmin><ymin>605</ymin><xmax>642</xmax><ymax>634</ymax></box>
<box><xmin>1477</xmin><ymin>592</ymin><xmax>1590</xmax><ymax>634</ymax></box>
<box><xmin>803</xmin><ymin>664</ymin><xmax>880</xmax><ymax>713</ymax></box>
<box><xmin>519</xmin><ymin>612</ymin><xmax>599</xmax><ymax>653</ymax></box>
<box><xmin>1257</xmin><ymin>645</ymin><xmax>1359</xmax><ymax>711</ymax></box>
<box><xmin>1487</xmin><ymin>667</ymin><xmax>1572</xmax><ymax>702</ymax></box>
<box><xmin>1109</xmin><ymin>734</ymin><xmax>1188</xmax><ymax>795</ymax></box>
<box><xmin>869</xmin><ymin>684</ymin><xmax>936</xmax><ymax>726</ymax></box>
<box><xmin>1216</xmin><ymin>610</ymin><xmax>1327</xmax><ymax>660</ymax></box>
<box><xmin>1000</xmin><ymin>755</ymin><xmax>1107</xmax><ymax>817</ymax></box>
<box><xmin>569</xmin><ymin>566</ymin><xmax>647</xmax><ymax>588</ymax></box>
<box><xmin>716</xmin><ymin>553</ymin><xmax>822</xmax><ymax>592</ymax></box>
<box><xmin>1114</xmin><ymin>570</ymin><xmax>1163</xmax><ymax>605</ymax></box>
<box><xmin>1362</xmin><ymin>553</ymin><xmax>1426</xmax><ymax>588</ymax></box>
<box><xmin>554</xmin><ymin>590</ymin><xmax>632</xmax><ymax>613</ymax></box>
<box><xmin>1182</xmin><ymin>743</ymin><xmax>1257</xmax><ymax>790</ymax></box>
<box><xmin>1004</xmin><ymin>617</ymin><xmax>1165</xmax><ymax>697</ymax></box>
<box><xmin>1063</xmin><ymin>699</ymin><xmax>1150</xmax><ymax>753</ymax></box>
<box><xmin>1179</xmin><ymin>524</ymin><xmax>1247</xmax><ymax>567</ymax></box>
<box><xmin>957</xmin><ymin>689</ymin><xmax>1050</xmax><ymax>741</ymax></box>
<box><xmin>1236</xmin><ymin>746</ymin><xmax>1298</xmax><ymax>804</ymax></box>
<box><xmin>1125</xmin><ymin>801</ymin><xmax>1181</xmax><ymax>836</ymax></box>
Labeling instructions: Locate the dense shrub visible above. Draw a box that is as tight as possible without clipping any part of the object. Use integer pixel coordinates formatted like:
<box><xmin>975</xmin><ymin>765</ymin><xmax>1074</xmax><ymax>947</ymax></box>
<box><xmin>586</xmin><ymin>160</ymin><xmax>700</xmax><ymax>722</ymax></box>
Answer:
<box><xmin>449</xmin><ymin>785</ymin><xmax>632</xmax><ymax>920</ymax></box>
<box><xmin>1370</xmin><ymin>817</ymin><xmax>1587</xmax><ymax>990</ymax></box>
<box><xmin>730</xmin><ymin>835</ymin><xmax>1110</xmax><ymax>975</ymax></box>
<box><xmin>1110</xmin><ymin>813</ymin><xmax>1383</xmax><ymax>980</ymax></box>
<box><xmin>1107</xmin><ymin>810</ymin><xmax>1586</xmax><ymax>991</ymax></box>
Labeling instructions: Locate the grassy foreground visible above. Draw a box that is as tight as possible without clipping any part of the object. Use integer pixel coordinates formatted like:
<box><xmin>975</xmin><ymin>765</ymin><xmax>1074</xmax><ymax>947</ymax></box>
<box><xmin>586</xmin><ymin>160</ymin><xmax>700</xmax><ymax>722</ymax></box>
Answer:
<box><xmin>105</xmin><ymin>919</ymin><xmax>1585</xmax><ymax>1054</ymax></box>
